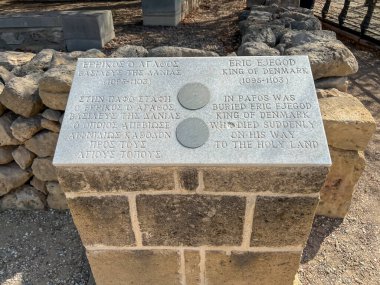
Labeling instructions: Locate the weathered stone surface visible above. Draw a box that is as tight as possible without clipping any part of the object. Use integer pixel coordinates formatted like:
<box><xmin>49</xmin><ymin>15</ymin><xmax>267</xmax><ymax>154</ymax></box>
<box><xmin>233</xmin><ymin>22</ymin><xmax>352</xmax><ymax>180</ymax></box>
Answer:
<box><xmin>203</xmin><ymin>167</ymin><xmax>328</xmax><ymax>194</ymax></box>
<box><xmin>137</xmin><ymin>194</ymin><xmax>245</xmax><ymax>246</ymax></box>
<box><xmin>290</xmin><ymin>17</ymin><xmax>321</xmax><ymax>30</ymax></box>
<box><xmin>0</xmin><ymin>112</ymin><xmax>20</xmax><ymax>146</ymax></box>
<box><xmin>316</xmin><ymin>88</ymin><xmax>350</xmax><ymax>99</ymax></box>
<box><xmin>110</xmin><ymin>45</ymin><xmax>149</xmax><ymax>58</ymax></box>
<box><xmin>280</xmin><ymin>30</ymin><xmax>336</xmax><ymax>48</ymax></box>
<box><xmin>87</xmin><ymin>250</ymin><xmax>181</xmax><ymax>285</ymax></box>
<box><xmin>68</xmin><ymin>196</ymin><xmax>134</xmax><ymax>245</ymax></box>
<box><xmin>242</xmin><ymin>27</ymin><xmax>277</xmax><ymax>47</ymax></box>
<box><xmin>0</xmin><ymin>162</ymin><xmax>32</xmax><ymax>196</ymax></box>
<box><xmin>76</xmin><ymin>49</ymin><xmax>106</xmax><ymax>59</ymax></box>
<box><xmin>0</xmin><ymin>146</ymin><xmax>16</xmax><ymax>164</ymax></box>
<box><xmin>185</xmin><ymin>250</ymin><xmax>201</xmax><ymax>285</ymax></box>
<box><xmin>149</xmin><ymin>46</ymin><xmax>219</xmax><ymax>57</ymax></box>
<box><xmin>315</xmin><ymin>77</ymin><xmax>348</xmax><ymax>92</ymax></box>
<box><xmin>317</xmin><ymin>148</ymin><xmax>365</xmax><ymax>218</ymax></box>
<box><xmin>10</xmin><ymin>115</ymin><xmax>42</xmax><ymax>142</ymax></box>
<box><xmin>319</xmin><ymin>95</ymin><xmax>376</xmax><ymax>150</ymax></box>
<box><xmin>39</xmin><ymin>65</ymin><xmax>75</xmax><ymax>110</ymax></box>
<box><xmin>285</xmin><ymin>41</ymin><xmax>359</xmax><ymax>79</ymax></box>
<box><xmin>30</xmin><ymin>176</ymin><xmax>47</xmax><ymax>194</ymax></box>
<box><xmin>56</xmin><ymin>167</ymin><xmax>175</xmax><ymax>192</ymax></box>
<box><xmin>178</xmin><ymin>168</ymin><xmax>199</xmax><ymax>191</ymax></box>
<box><xmin>251</xmin><ymin>196</ymin><xmax>319</xmax><ymax>246</ymax></box>
<box><xmin>31</xmin><ymin>157</ymin><xmax>57</xmax><ymax>181</ymax></box>
<box><xmin>205</xmin><ymin>251</ymin><xmax>300</xmax><ymax>285</ymax></box>
<box><xmin>12</xmin><ymin>49</ymin><xmax>54</xmax><ymax>77</ymax></box>
<box><xmin>237</xmin><ymin>42</ymin><xmax>280</xmax><ymax>56</ymax></box>
<box><xmin>0</xmin><ymin>185</ymin><xmax>45</xmax><ymax>210</ymax></box>
<box><xmin>12</xmin><ymin>145</ymin><xmax>36</xmax><ymax>170</ymax></box>
<box><xmin>0</xmin><ymin>76</ymin><xmax>44</xmax><ymax>117</ymax></box>
<box><xmin>41</xmin><ymin>118</ymin><xmax>60</xmax><ymax>132</ymax></box>
<box><xmin>25</xmin><ymin>130</ymin><xmax>59</xmax><ymax>157</ymax></box>
<box><xmin>49</xmin><ymin>52</ymin><xmax>77</xmax><ymax>69</ymax></box>
<box><xmin>0</xmin><ymin>66</ymin><xmax>15</xmax><ymax>84</ymax></box>
<box><xmin>41</xmin><ymin>109</ymin><xmax>61</xmax><ymax>121</ymax></box>
<box><xmin>0</xmin><ymin>51</ymin><xmax>35</xmax><ymax>70</ymax></box>
<box><xmin>46</xmin><ymin>181</ymin><xmax>68</xmax><ymax>210</ymax></box>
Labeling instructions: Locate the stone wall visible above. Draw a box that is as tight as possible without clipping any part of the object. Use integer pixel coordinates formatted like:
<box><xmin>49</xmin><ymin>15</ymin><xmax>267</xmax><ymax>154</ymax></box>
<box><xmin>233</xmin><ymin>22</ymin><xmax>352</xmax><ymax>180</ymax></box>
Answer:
<box><xmin>0</xmin><ymin>5</ymin><xmax>376</xmax><ymax>218</ymax></box>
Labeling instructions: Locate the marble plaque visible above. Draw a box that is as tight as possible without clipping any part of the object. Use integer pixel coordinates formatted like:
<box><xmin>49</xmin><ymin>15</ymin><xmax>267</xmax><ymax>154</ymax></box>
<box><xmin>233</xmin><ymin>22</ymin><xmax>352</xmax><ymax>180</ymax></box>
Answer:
<box><xmin>54</xmin><ymin>56</ymin><xmax>331</xmax><ymax>166</ymax></box>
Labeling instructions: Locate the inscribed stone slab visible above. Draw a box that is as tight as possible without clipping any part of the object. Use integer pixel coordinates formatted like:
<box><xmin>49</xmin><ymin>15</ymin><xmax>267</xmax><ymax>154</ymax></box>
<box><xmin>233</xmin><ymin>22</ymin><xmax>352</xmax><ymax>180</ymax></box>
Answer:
<box><xmin>54</xmin><ymin>56</ymin><xmax>331</xmax><ymax>167</ymax></box>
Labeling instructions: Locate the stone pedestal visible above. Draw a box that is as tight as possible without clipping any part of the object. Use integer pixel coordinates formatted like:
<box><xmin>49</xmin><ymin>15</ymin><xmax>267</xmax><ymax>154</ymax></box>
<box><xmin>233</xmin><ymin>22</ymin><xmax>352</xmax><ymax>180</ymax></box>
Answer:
<box><xmin>54</xmin><ymin>56</ymin><xmax>331</xmax><ymax>285</ymax></box>
<box><xmin>142</xmin><ymin>0</ymin><xmax>200</xmax><ymax>26</ymax></box>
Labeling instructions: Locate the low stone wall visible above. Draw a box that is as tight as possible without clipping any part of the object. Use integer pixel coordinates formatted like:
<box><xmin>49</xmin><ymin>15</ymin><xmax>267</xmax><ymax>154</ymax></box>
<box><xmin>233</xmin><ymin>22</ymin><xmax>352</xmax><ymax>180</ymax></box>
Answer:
<box><xmin>0</xmin><ymin>6</ymin><xmax>376</xmax><ymax>218</ymax></box>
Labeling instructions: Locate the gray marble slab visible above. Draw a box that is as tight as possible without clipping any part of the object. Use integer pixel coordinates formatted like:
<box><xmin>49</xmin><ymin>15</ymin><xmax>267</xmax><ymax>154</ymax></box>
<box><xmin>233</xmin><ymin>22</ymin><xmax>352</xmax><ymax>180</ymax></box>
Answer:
<box><xmin>54</xmin><ymin>56</ymin><xmax>331</xmax><ymax>167</ymax></box>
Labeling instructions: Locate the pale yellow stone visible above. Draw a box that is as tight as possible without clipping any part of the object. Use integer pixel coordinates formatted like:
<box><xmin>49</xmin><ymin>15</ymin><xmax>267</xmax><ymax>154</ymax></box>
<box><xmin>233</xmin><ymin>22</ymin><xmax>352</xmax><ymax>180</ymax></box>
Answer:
<box><xmin>317</xmin><ymin>147</ymin><xmax>365</xmax><ymax>218</ymax></box>
<box><xmin>319</xmin><ymin>94</ymin><xmax>376</xmax><ymax>150</ymax></box>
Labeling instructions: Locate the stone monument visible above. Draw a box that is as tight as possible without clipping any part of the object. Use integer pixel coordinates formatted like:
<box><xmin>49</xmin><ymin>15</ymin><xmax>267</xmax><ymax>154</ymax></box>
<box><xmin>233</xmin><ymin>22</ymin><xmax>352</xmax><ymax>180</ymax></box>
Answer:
<box><xmin>54</xmin><ymin>56</ymin><xmax>331</xmax><ymax>285</ymax></box>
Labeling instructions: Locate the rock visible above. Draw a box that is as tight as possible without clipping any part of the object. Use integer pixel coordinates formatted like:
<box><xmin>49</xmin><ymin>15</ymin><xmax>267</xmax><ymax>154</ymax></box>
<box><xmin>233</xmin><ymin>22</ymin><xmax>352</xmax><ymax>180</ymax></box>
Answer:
<box><xmin>76</xmin><ymin>49</ymin><xmax>106</xmax><ymax>59</ymax></box>
<box><xmin>0</xmin><ymin>76</ymin><xmax>44</xmax><ymax>117</ymax></box>
<box><xmin>317</xmin><ymin>147</ymin><xmax>365</xmax><ymax>218</ymax></box>
<box><xmin>24</xmin><ymin>131</ymin><xmax>59</xmax><ymax>157</ymax></box>
<box><xmin>237</xmin><ymin>42</ymin><xmax>280</xmax><ymax>56</ymax></box>
<box><xmin>41</xmin><ymin>109</ymin><xmax>62</xmax><ymax>121</ymax></box>
<box><xmin>12</xmin><ymin>146</ymin><xmax>36</xmax><ymax>170</ymax></box>
<box><xmin>0</xmin><ymin>162</ymin><xmax>32</xmax><ymax>196</ymax></box>
<box><xmin>31</xmin><ymin>157</ymin><xmax>57</xmax><ymax>181</ymax></box>
<box><xmin>149</xmin><ymin>46</ymin><xmax>219</xmax><ymax>57</ymax></box>
<box><xmin>0</xmin><ymin>66</ymin><xmax>15</xmax><ymax>84</ymax></box>
<box><xmin>30</xmin><ymin>176</ymin><xmax>47</xmax><ymax>194</ymax></box>
<box><xmin>41</xmin><ymin>118</ymin><xmax>60</xmax><ymax>132</ymax></box>
<box><xmin>0</xmin><ymin>146</ymin><xmax>16</xmax><ymax>164</ymax></box>
<box><xmin>316</xmin><ymin>88</ymin><xmax>350</xmax><ymax>99</ymax></box>
<box><xmin>10</xmin><ymin>116</ymin><xmax>42</xmax><ymax>142</ymax></box>
<box><xmin>280</xmin><ymin>30</ymin><xmax>336</xmax><ymax>48</ymax></box>
<box><xmin>285</xmin><ymin>41</ymin><xmax>359</xmax><ymax>79</ymax></box>
<box><xmin>46</xmin><ymin>181</ymin><xmax>68</xmax><ymax>210</ymax></box>
<box><xmin>50</xmin><ymin>52</ymin><xmax>77</xmax><ymax>69</ymax></box>
<box><xmin>110</xmin><ymin>45</ymin><xmax>149</xmax><ymax>58</ymax></box>
<box><xmin>314</xmin><ymin>76</ymin><xmax>348</xmax><ymax>92</ymax></box>
<box><xmin>0</xmin><ymin>83</ymin><xmax>5</xmax><ymax>116</ymax></box>
<box><xmin>0</xmin><ymin>185</ymin><xmax>45</xmax><ymax>210</ymax></box>
<box><xmin>319</xmin><ymin>94</ymin><xmax>376</xmax><ymax>150</ymax></box>
<box><xmin>290</xmin><ymin>18</ymin><xmax>322</xmax><ymax>30</ymax></box>
<box><xmin>0</xmin><ymin>51</ymin><xmax>35</xmax><ymax>70</ymax></box>
<box><xmin>39</xmin><ymin>65</ymin><xmax>75</xmax><ymax>110</ymax></box>
<box><xmin>242</xmin><ymin>27</ymin><xmax>277</xmax><ymax>47</ymax></box>
<box><xmin>0</xmin><ymin>112</ymin><xmax>20</xmax><ymax>146</ymax></box>
<box><xmin>12</xmin><ymin>49</ymin><xmax>54</xmax><ymax>77</ymax></box>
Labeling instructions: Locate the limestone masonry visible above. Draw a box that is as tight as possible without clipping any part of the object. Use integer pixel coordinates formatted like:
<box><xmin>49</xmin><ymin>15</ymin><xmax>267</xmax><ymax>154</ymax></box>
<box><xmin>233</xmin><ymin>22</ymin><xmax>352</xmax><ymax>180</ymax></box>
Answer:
<box><xmin>54</xmin><ymin>56</ymin><xmax>330</xmax><ymax>285</ymax></box>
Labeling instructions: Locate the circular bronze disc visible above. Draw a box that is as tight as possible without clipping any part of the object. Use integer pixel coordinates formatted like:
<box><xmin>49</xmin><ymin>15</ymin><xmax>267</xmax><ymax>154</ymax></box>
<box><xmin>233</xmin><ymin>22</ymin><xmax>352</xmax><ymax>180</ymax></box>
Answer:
<box><xmin>176</xmin><ymin>118</ymin><xmax>209</xmax><ymax>149</ymax></box>
<box><xmin>177</xmin><ymin>83</ymin><xmax>210</xmax><ymax>110</ymax></box>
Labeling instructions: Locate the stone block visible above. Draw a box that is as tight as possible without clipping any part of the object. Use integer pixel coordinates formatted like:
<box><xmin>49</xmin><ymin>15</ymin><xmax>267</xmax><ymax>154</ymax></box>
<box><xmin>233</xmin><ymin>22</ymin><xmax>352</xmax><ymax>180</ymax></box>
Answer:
<box><xmin>56</xmin><ymin>167</ymin><xmax>175</xmax><ymax>192</ymax></box>
<box><xmin>142</xmin><ymin>0</ymin><xmax>182</xmax><ymax>26</ymax></box>
<box><xmin>317</xmin><ymin>147</ymin><xmax>365</xmax><ymax>218</ymax></box>
<box><xmin>0</xmin><ymin>51</ymin><xmax>35</xmax><ymax>70</ymax></box>
<box><xmin>202</xmin><ymin>167</ymin><xmax>328</xmax><ymax>194</ymax></box>
<box><xmin>0</xmin><ymin>76</ymin><xmax>43</xmax><ymax>117</ymax></box>
<box><xmin>205</xmin><ymin>251</ymin><xmax>300</xmax><ymax>285</ymax></box>
<box><xmin>0</xmin><ymin>146</ymin><xmax>16</xmax><ymax>164</ymax></box>
<box><xmin>0</xmin><ymin>112</ymin><xmax>21</xmax><ymax>146</ymax></box>
<box><xmin>68</xmin><ymin>195</ymin><xmax>135</xmax><ymax>246</ymax></box>
<box><xmin>319</xmin><ymin>95</ymin><xmax>376</xmax><ymax>150</ymax></box>
<box><xmin>10</xmin><ymin>115</ymin><xmax>42</xmax><ymax>143</ymax></box>
<box><xmin>185</xmin><ymin>250</ymin><xmax>201</xmax><ymax>285</ymax></box>
<box><xmin>39</xmin><ymin>65</ymin><xmax>74</xmax><ymax>111</ymax></box>
<box><xmin>178</xmin><ymin>168</ymin><xmax>199</xmax><ymax>191</ymax></box>
<box><xmin>0</xmin><ymin>162</ymin><xmax>32</xmax><ymax>196</ymax></box>
<box><xmin>31</xmin><ymin>157</ymin><xmax>57</xmax><ymax>181</ymax></box>
<box><xmin>0</xmin><ymin>185</ymin><xmax>46</xmax><ymax>210</ymax></box>
<box><xmin>251</xmin><ymin>196</ymin><xmax>319</xmax><ymax>246</ymax></box>
<box><xmin>12</xmin><ymin>145</ymin><xmax>36</xmax><ymax>170</ymax></box>
<box><xmin>136</xmin><ymin>194</ymin><xmax>245</xmax><ymax>246</ymax></box>
<box><xmin>87</xmin><ymin>249</ymin><xmax>181</xmax><ymax>285</ymax></box>
<box><xmin>46</xmin><ymin>181</ymin><xmax>68</xmax><ymax>210</ymax></box>
<box><xmin>25</xmin><ymin>130</ymin><xmax>59</xmax><ymax>157</ymax></box>
<box><xmin>61</xmin><ymin>10</ymin><xmax>115</xmax><ymax>51</ymax></box>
